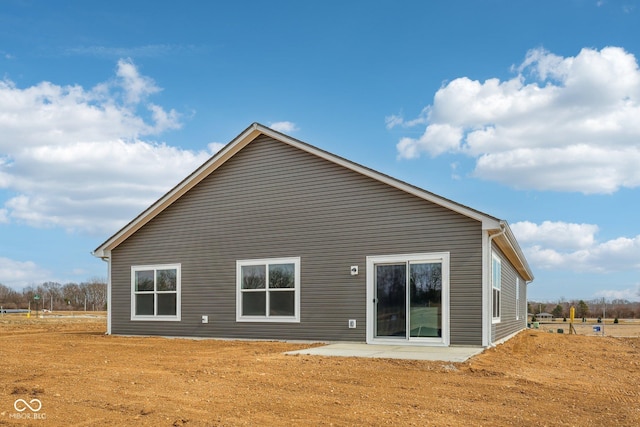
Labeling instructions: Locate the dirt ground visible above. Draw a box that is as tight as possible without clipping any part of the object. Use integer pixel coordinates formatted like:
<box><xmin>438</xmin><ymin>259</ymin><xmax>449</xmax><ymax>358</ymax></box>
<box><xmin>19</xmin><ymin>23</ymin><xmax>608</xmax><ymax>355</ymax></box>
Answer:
<box><xmin>1</xmin><ymin>315</ymin><xmax>639</xmax><ymax>426</ymax></box>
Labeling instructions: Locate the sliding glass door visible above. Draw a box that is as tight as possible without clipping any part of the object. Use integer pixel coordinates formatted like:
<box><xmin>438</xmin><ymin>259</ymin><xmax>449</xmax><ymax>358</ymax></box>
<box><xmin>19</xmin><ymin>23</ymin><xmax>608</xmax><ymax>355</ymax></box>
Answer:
<box><xmin>371</xmin><ymin>254</ymin><xmax>447</xmax><ymax>343</ymax></box>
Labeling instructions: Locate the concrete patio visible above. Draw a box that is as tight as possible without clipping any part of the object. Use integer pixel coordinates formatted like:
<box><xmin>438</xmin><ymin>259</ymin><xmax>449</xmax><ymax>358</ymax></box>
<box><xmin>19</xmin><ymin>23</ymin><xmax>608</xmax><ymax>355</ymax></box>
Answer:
<box><xmin>286</xmin><ymin>343</ymin><xmax>484</xmax><ymax>362</ymax></box>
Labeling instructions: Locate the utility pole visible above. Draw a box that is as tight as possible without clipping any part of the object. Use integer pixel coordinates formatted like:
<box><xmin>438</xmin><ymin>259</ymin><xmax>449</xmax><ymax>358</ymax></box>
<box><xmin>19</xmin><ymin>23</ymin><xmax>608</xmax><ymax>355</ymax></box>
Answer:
<box><xmin>602</xmin><ymin>297</ymin><xmax>606</xmax><ymax>336</ymax></box>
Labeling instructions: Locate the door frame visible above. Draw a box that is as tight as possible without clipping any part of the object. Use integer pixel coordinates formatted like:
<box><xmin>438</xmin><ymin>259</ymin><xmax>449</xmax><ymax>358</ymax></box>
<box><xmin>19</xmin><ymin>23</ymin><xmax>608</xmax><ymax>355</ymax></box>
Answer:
<box><xmin>366</xmin><ymin>252</ymin><xmax>450</xmax><ymax>346</ymax></box>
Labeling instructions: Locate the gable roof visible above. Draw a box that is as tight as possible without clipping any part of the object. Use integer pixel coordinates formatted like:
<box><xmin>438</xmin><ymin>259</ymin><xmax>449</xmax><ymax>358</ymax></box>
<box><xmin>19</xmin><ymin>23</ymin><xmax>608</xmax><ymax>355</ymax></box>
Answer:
<box><xmin>93</xmin><ymin>122</ymin><xmax>533</xmax><ymax>281</ymax></box>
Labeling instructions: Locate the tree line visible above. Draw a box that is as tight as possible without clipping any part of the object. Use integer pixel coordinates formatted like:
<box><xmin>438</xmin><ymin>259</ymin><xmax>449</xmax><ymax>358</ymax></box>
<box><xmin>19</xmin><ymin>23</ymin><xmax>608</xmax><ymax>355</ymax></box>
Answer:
<box><xmin>528</xmin><ymin>298</ymin><xmax>640</xmax><ymax>320</ymax></box>
<box><xmin>0</xmin><ymin>280</ymin><xmax>107</xmax><ymax>311</ymax></box>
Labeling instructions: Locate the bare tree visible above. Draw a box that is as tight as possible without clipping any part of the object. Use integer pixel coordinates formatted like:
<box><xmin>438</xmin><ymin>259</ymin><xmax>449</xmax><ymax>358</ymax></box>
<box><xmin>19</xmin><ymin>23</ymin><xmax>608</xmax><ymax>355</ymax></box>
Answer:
<box><xmin>42</xmin><ymin>282</ymin><xmax>63</xmax><ymax>310</ymax></box>
<box><xmin>62</xmin><ymin>282</ymin><xmax>82</xmax><ymax>308</ymax></box>
<box><xmin>0</xmin><ymin>283</ymin><xmax>21</xmax><ymax>309</ymax></box>
<box><xmin>82</xmin><ymin>278</ymin><xmax>107</xmax><ymax>310</ymax></box>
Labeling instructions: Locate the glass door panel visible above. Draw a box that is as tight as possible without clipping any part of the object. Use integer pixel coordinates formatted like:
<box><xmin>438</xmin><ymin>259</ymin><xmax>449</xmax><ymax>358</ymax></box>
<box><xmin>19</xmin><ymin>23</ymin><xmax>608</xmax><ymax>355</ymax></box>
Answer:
<box><xmin>375</xmin><ymin>264</ymin><xmax>406</xmax><ymax>338</ymax></box>
<box><xmin>409</xmin><ymin>262</ymin><xmax>442</xmax><ymax>338</ymax></box>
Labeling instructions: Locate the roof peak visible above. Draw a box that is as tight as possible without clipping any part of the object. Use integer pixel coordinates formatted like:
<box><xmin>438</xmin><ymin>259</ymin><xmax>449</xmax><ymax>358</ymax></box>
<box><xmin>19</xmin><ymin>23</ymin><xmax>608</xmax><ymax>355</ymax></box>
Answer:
<box><xmin>93</xmin><ymin>122</ymin><xmax>531</xmax><ymax>280</ymax></box>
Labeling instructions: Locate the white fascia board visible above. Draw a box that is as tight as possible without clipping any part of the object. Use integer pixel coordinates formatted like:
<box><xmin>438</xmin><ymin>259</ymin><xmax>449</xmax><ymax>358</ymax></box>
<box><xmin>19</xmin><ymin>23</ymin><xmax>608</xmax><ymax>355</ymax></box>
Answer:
<box><xmin>493</xmin><ymin>222</ymin><xmax>534</xmax><ymax>282</ymax></box>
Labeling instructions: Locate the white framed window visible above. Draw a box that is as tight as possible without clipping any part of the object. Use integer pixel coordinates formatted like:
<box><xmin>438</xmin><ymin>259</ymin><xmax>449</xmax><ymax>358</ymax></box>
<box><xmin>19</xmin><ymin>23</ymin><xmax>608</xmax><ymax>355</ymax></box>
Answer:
<box><xmin>515</xmin><ymin>277</ymin><xmax>520</xmax><ymax>320</ymax></box>
<box><xmin>236</xmin><ymin>257</ymin><xmax>300</xmax><ymax>323</ymax></box>
<box><xmin>131</xmin><ymin>264</ymin><xmax>181</xmax><ymax>321</ymax></box>
<box><xmin>492</xmin><ymin>253</ymin><xmax>501</xmax><ymax>322</ymax></box>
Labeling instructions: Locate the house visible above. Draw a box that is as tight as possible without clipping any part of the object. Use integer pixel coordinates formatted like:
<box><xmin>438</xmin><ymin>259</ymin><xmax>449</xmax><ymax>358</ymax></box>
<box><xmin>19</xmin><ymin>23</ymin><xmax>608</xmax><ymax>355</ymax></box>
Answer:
<box><xmin>536</xmin><ymin>312</ymin><xmax>553</xmax><ymax>321</ymax></box>
<box><xmin>93</xmin><ymin>123</ymin><xmax>534</xmax><ymax>347</ymax></box>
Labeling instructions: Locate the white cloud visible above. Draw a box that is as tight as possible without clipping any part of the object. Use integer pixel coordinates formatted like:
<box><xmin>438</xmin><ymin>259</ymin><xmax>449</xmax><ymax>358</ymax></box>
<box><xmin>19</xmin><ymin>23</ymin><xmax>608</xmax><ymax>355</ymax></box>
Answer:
<box><xmin>207</xmin><ymin>142</ymin><xmax>225</xmax><ymax>154</ymax></box>
<box><xmin>397</xmin><ymin>124</ymin><xmax>463</xmax><ymax>158</ymax></box>
<box><xmin>0</xmin><ymin>257</ymin><xmax>51</xmax><ymax>289</ymax></box>
<box><xmin>394</xmin><ymin>46</ymin><xmax>640</xmax><ymax>194</ymax></box>
<box><xmin>385</xmin><ymin>108</ymin><xmax>429</xmax><ymax>129</ymax></box>
<box><xmin>115</xmin><ymin>58</ymin><xmax>160</xmax><ymax>104</ymax></box>
<box><xmin>511</xmin><ymin>221</ymin><xmax>640</xmax><ymax>273</ymax></box>
<box><xmin>66</xmin><ymin>44</ymin><xmax>201</xmax><ymax>59</ymax></box>
<box><xmin>269</xmin><ymin>121</ymin><xmax>298</xmax><ymax>133</ymax></box>
<box><xmin>0</xmin><ymin>60</ymin><xmax>212</xmax><ymax>234</ymax></box>
<box><xmin>450</xmin><ymin>162</ymin><xmax>461</xmax><ymax>180</ymax></box>
<box><xmin>385</xmin><ymin>114</ymin><xmax>404</xmax><ymax>129</ymax></box>
<box><xmin>594</xmin><ymin>284</ymin><xmax>640</xmax><ymax>302</ymax></box>
<box><xmin>510</xmin><ymin>221</ymin><xmax>598</xmax><ymax>250</ymax></box>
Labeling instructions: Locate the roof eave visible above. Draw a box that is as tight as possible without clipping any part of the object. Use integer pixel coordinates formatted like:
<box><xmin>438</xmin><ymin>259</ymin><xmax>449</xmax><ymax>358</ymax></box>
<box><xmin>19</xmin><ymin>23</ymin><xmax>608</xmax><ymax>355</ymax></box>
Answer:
<box><xmin>492</xmin><ymin>221</ymin><xmax>535</xmax><ymax>282</ymax></box>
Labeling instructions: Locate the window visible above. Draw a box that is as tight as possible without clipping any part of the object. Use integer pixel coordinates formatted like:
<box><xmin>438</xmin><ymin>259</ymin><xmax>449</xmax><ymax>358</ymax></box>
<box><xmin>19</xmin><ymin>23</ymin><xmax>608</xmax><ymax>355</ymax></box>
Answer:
<box><xmin>515</xmin><ymin>277</ymin><xmax>520</xmax><ymax>320</ymax></box>
<box><xmin>236</xmin><ymin>257</ymin><xmax>300</xmax><ymax>322</ymax></box>
<box><xmin>492</xmin><ymin>253</ymin><xmax>501</xmax><ymax>322</ymax></box>
<box><xmin>131</xmin><ymin>264</ymin><xmax>181</xmax><ymax>321</ymax></box>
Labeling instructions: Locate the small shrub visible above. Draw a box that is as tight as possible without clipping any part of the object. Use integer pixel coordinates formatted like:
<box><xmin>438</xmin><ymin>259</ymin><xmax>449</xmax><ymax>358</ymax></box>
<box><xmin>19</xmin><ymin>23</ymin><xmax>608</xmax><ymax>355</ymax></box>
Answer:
<box><xmin>613</xmin><ymin>317</ymin><xmax>619</xmax><ymax>324</ymax></box>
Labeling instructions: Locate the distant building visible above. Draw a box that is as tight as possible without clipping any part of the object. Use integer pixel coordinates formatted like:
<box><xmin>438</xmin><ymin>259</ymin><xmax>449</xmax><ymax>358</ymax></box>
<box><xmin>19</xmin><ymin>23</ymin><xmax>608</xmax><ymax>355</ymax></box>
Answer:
<box><xmin>536</xmin><ymin>312</ymin><xmax>553</xmax><ymax>321</ymax></box>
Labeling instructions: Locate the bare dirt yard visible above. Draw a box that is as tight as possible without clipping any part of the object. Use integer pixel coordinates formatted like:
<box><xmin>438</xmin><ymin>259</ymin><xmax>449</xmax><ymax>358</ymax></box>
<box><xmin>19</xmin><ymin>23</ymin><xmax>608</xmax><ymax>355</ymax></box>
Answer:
<box><xmin>1</xmin><ymin>314</ymin><xmax>639</xmax><ymax>426</ymax></box>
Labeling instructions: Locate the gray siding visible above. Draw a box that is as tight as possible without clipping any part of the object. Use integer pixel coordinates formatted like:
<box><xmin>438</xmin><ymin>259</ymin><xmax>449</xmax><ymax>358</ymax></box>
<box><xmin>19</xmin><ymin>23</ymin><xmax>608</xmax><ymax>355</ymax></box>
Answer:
<box><xmin>111</xmin><ymin>135</ymin><xmax>484</xmax><ymax>345</ymax></box>
<box><xmin>492</xmin><ymin>243</ymin><xmax>527</xmax><ymax>342</ymax></box>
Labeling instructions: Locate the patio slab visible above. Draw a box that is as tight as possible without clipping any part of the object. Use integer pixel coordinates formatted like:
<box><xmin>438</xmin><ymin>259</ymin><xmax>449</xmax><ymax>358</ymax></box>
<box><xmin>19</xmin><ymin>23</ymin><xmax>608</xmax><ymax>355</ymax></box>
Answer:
<box><xmin>285</xmin><ymin>343</ymin><xmax>484</xmax><ymax>362</ymax></box>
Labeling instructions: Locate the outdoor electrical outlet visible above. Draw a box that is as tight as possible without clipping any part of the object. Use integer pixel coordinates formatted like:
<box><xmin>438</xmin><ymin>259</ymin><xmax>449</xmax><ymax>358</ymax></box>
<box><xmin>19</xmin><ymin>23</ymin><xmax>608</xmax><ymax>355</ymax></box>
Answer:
<box><xmin>202</xmin><ymin>315</ymin><xmax>208</xmax><ymax>324</ymax></box>
<box><xmin>348</xmin><ymin>319</ymin><xmax>356</xmax><ymax>328</ymax></box>
<box><xmin>350</xmin><ymin>266</ymin><xmax>358</xmax><ymax>275</ymax></box>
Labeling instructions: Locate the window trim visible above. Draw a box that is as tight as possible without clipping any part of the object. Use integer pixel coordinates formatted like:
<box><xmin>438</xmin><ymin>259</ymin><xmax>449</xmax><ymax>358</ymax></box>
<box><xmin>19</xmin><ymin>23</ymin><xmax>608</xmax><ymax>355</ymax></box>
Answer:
<box><xmin>491</xmin><ymin>253</ymin><xmax>501</xmax><ymax>323</ymax></box>
<box><xmin>515</xmin><ymin>277</ymin><xmax>520</xmax><ymax>320</ymax></box>
<box><xmin>236</xmin><ymin>257</ymin><xmax>301</xmax><ymax>323</ymax></box>
<box><xmin>131</xmin><ymin>263</ymin><xmax>181</xmax><ymax>321</ymax></box>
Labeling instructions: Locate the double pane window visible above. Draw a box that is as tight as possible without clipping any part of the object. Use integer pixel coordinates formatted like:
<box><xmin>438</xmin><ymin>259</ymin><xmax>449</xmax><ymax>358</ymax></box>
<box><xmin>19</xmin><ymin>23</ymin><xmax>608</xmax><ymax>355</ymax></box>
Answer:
<box><xmin>237</xmin><ymin>258</ymin><xmax>300</xmax><ymax>322</ymax></box>
<box><xmin>132</xmin><ymin>264</ymin><xmax>180</xmax><ymax>320</ymax></box>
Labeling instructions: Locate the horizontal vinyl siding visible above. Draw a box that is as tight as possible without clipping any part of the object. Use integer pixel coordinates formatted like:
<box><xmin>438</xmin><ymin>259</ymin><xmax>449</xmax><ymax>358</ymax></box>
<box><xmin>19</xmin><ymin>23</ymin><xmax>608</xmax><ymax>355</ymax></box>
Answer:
<box><xmin>493</xmin><ymin>243</ymin><xmax>527</xmax><ymax>341</ymax></box>
<box><xmin>111</xmin><ymin>135</ymin><xmax>483</xmax><ymax>344</ymax></box>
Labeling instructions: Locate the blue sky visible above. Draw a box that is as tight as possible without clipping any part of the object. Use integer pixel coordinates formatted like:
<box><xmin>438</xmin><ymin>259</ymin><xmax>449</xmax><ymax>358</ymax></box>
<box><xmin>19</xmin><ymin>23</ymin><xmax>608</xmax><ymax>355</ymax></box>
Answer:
<box><xmin>1</xmin><ymin>0</ymin><xmax>639</xmax><ymax>302</ymax></box>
